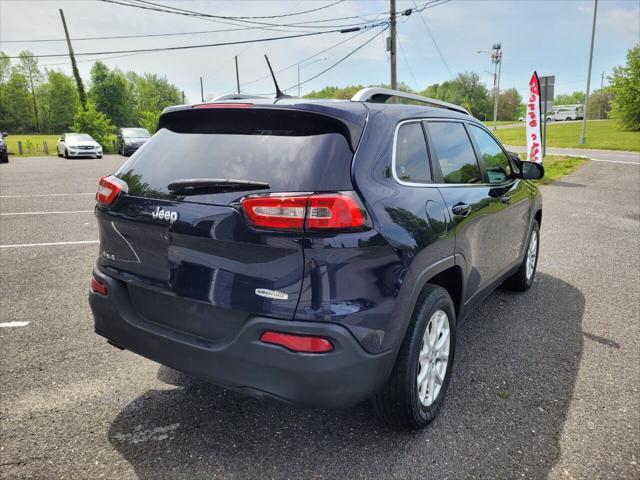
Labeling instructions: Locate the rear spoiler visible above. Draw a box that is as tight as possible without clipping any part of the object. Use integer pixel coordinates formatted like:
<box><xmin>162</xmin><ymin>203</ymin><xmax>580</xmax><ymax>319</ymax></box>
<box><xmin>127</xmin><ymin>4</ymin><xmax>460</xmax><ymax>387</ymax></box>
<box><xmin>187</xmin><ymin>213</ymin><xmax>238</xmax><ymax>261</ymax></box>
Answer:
<box><xmin>158</xmin><ymin>104</ymin><xmax>365</xmax><ymax>152</ymax></box>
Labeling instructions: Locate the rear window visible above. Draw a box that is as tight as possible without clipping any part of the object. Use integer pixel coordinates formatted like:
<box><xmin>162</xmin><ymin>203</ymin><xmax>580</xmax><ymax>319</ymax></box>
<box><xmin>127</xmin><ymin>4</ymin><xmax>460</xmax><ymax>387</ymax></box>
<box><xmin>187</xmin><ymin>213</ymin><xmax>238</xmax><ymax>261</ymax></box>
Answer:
<box><xmin>115</xmin><ymin>108</ymin><xmax>355</xmax><ymax>204</ymax></box>
<box><xmin>395</xmin><ymin>122</ymin><xmax>431</xmax><ymax>183</ymax></box>
<box><xmin>426</xmin><ymin>122</ymin><xmax>481</xmax><ymax>184</ymax></box>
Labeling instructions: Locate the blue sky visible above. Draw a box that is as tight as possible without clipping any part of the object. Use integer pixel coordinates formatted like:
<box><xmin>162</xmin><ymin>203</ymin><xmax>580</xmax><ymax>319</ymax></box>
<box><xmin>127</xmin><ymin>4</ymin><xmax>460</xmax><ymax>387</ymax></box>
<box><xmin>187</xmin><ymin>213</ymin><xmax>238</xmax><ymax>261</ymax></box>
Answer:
<box><xmin>1</xmin><ymin>0</ymin><xmax>638</xmax><ymax>103</ymax></box>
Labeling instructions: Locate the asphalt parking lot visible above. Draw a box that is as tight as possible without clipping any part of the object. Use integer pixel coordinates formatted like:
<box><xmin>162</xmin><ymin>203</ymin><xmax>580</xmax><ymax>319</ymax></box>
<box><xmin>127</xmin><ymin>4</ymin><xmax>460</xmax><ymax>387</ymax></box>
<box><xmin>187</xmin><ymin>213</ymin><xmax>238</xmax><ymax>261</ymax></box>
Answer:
<box><xmin>1</xmin><ymin>154</ymin><xmax>638</xmax><ymax>479</ymax></box>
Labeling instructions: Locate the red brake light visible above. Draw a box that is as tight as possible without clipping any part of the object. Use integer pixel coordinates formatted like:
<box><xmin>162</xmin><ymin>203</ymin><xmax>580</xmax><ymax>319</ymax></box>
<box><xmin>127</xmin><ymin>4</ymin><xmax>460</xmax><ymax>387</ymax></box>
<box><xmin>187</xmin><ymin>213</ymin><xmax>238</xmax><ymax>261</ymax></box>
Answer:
<box><xmin>241</xmin><ymin>192</ymin><xmax>368</xmax><ymax>231</ymax></box>
<box><xmin>306</xmin><ymin>193</ymin><xmax>366</xmax><ymax>230</ymax></box>
<box><xmin>241</xmin><ymin>195</ymin><xmax>308</xmax><ymax>230</ymax></box>
<box><xmin>260</xmin><ymin>331</ymin><xmax>333</xmax><ymax>353</ymax></box>
<box><xmin>96</xmin><ymin>175</ymin><xmax>126</xmax><ymax>206</ymax></box>
<box><xmin>193</xmin><ymin>103</ymin><xmax>253</xmax><ymax>109</ymax></box>
<box><xmin>90</xmin><ymin>277</ymin><xmax>107</xmax><ymax>295</ymax></box>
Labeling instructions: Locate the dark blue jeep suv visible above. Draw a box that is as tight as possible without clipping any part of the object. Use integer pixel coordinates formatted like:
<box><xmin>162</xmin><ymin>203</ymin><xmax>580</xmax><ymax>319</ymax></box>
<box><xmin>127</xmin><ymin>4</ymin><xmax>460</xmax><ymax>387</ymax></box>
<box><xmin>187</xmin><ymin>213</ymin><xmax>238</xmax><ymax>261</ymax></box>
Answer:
<box><xmin>89</xmin><ymin>88</ymin><xmax>543</xmax><ymax>428</ymax></box>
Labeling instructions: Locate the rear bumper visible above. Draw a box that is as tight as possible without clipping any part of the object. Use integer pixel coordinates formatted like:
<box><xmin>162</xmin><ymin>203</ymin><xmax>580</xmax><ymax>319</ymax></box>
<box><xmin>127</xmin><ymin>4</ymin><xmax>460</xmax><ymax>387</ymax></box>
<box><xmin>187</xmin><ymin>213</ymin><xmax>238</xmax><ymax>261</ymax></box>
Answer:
<box><xmin>89</xmin><ymin>269</ymin><xmax>395</xmax><ymax>409</ymax></box>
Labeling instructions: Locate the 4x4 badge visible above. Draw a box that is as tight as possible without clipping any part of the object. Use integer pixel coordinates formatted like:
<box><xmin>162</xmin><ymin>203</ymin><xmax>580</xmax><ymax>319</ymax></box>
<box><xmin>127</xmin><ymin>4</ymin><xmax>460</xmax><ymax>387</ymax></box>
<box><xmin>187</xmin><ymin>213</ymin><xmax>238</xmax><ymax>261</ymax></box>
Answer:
<box><xmin>151</xmin><ymin>206</ymin><xmax>178</xmax><ymax>223</ymax></box>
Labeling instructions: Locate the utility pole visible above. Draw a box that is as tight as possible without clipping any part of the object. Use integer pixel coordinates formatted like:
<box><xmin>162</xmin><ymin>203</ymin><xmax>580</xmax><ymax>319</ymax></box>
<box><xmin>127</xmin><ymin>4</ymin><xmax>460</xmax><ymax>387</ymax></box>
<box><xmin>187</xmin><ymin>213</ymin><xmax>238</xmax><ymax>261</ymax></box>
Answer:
<box><xmin>200</xmin><ymin>76</ymin><xmax>204</xmax><ymax>102</ymax></box>
<box><xmin>234</xmin><ymin>56</ymin><xmax>240</xmax><ymax>94</ymax></box>
<box><xmin>580</xmin><ymin>0</ymin><xmax>598</xmax><ymax>144</ymax></box>
<box><xmin>599</xmin><ymin>71</ymin><xmax>604</xmax><ymax>119</ymax></box>
<box><xmin>181</xmin><ymin>90</ymin><xmax>185</xmax><ymax>104</ymax></box>
<box><xmin>297</xmin><ymin>58</ymin><xmax>326</xmax><ymax>98</ymax></box>
<box><xmin>389</xmin><ymin>0</ymin><xmax>397</xmax><ymax>96</ymax></box>
<box><xmin>59</xmin><ymin>9</ymin><xmax>86</xmax><ymax>110</ymax></box>
<box><xmin>491</xmin><ymin>43</ymin><xmax>502</xmax><ymax>131</ymax></box>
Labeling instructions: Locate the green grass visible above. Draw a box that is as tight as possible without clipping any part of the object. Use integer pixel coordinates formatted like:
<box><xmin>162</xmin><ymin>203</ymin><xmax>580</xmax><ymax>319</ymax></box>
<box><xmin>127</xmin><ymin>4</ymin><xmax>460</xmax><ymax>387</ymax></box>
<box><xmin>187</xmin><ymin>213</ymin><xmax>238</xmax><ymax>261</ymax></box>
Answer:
<box><xmin>531</xmin><ymin>155</ymin><xmax>588</xmax><ymax>185</ymax></box>
<box><xmin>5</xmin><ymin>133</ymin><xmax>117</xmax><ymax>156</ymax></box>
<box><xmin>5</xmin><ymin>134</ymin><xmax>61</xmax><ymax>156</ymax></box>
<box><xmin>495</xmin><ymin>120</ymin><xmax>640</xmax><ymax>151</ymax></box>
<box><xmin>483</xmin><ymin>120</ymin><xmax>521</xmax><ymax>127</ymax></box>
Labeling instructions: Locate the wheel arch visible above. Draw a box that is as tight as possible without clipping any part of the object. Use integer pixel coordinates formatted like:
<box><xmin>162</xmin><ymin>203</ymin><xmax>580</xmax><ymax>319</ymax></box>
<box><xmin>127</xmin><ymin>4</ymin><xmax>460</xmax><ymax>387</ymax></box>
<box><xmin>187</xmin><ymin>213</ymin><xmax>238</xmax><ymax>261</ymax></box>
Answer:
<box><xmin>534</xmin><ymin>208</ymin><xmax>542</xmax><ymax>227</ymax></box>
<box><xmin>383</xmin><ymin>255</ymin><xmax>465</xmax><ymax>353</ymax></box>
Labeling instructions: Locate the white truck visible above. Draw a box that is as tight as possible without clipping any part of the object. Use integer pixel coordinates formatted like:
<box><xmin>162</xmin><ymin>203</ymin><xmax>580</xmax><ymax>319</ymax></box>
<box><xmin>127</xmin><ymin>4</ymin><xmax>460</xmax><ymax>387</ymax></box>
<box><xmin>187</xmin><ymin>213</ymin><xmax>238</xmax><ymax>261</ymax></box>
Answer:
<box><xmin>547</xmin><ymin>104</ymin><xmax>584</xmax><ymax>122</ymax></box>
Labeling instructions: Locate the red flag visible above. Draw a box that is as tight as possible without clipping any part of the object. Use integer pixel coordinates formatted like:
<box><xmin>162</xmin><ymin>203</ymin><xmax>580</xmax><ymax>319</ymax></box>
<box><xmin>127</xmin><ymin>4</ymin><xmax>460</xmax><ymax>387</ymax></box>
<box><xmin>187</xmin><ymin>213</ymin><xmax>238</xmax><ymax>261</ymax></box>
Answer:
<box><xmin>526</xmin><ymin>72</ymin><xmax>543</xmax><ymax>163</ymax></box>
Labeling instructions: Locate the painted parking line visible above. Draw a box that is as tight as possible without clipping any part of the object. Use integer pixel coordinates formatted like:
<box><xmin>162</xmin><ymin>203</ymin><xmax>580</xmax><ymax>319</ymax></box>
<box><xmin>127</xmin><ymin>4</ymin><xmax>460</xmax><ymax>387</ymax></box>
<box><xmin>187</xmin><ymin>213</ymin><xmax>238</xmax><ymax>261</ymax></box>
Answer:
<box><xmin>0</xmin><ymin>210</ymin><xmax>94</xmax><ymax>216</ymax></box>
<box><xmin>0</xmin><ymin>193</ymin><xmax>94</xmax><ymax>198</ymax></box>
<box><xmin>588</xmin><ymin>158</ymin><xmax>640</xmax><ymax>165</ymax></box>
<box><xmin>0</xmin><ymin>240</ymin><xmax>99</xmax><ymax>249</ymax></box>
<box><xmin>0</xmin><ymin>321</ymin><xmax>30</xmax><ymax>328</ymax></box>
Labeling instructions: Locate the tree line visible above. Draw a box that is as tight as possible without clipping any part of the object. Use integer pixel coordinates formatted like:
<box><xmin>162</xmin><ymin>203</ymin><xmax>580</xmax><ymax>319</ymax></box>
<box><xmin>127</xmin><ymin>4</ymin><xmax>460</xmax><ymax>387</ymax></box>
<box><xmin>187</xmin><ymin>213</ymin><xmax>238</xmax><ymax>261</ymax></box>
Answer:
<box><xmin>1</xmin><ymin>44</ymin><xmax>637</xmax><ymax>139</ymax></box>
<box><xmin>0</xmin><ymin>50</ymin><xmax>184</xmax><ymax>141</ymax></box>
<box><xmin>305</xmin><ymin>45</ymin><xmax>639</xmax><ymax>130</ymax></box>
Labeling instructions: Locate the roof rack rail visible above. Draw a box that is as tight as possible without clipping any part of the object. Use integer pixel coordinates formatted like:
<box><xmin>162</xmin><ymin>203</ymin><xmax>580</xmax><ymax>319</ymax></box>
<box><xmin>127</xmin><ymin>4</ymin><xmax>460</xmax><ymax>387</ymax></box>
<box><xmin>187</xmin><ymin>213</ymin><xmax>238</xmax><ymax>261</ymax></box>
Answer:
<box><xmin>351</xmin><ymin>87</ymin><xmax>470</xmax><ymax>116</ymax></box>
<box><xmin>210</xmin><ymin>93</ymin><xmax>269</xmax><ymax>102</ymax></box>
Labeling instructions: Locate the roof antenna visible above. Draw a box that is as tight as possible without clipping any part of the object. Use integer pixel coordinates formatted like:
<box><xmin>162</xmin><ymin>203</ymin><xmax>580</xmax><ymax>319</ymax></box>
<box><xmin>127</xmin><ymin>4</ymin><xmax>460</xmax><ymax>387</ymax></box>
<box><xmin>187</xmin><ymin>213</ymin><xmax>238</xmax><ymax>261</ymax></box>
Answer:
<box><xmin>264</xmin><ymin>54</ymin><xmax>291</xmax><ymax>99</ymax></box>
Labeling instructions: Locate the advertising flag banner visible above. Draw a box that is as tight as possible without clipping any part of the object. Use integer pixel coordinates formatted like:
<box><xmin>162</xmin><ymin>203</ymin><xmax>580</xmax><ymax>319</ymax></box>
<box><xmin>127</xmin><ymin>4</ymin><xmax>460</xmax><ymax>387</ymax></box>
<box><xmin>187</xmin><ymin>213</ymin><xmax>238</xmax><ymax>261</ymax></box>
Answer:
<box><xmin>526</xmin><ymin>72</ymin><xmax>543</xmax><ymax>163</ymax></box>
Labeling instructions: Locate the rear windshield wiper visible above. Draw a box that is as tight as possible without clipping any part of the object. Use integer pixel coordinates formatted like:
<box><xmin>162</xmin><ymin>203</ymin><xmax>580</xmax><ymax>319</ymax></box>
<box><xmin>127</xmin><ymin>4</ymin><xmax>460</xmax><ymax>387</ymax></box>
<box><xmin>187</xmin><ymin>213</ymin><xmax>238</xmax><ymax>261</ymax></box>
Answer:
<box><xmin>167</xmin><ymin>178</ymin><xmax>269</xmax><ymax>194</ymax></box>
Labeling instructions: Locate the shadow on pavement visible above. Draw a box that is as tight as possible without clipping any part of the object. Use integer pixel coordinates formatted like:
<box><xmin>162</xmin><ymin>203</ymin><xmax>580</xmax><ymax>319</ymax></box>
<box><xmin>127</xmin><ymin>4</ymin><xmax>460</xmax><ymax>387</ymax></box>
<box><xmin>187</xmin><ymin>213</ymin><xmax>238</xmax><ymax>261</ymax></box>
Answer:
<box><xmin>108</xmin><ymin>273</ymin><xmax>584</xmax><ymax>479</ymax></box>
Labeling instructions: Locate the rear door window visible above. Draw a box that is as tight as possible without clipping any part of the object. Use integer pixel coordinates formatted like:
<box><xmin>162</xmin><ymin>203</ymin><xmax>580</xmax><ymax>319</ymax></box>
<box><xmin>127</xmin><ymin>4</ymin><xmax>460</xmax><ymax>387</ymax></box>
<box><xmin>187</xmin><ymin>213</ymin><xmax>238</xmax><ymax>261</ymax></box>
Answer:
<box><xmin>468</xmin><ymin>124</ymin><xmax>512</xmax><ymax>184</ymax></box>
<box><xmin>394</xmin><ymin>122</ymin><xmax>431</xmax><ymax>183</ymax></box>
<box><xmin>115</xmin><ymin>108</ymin><xmax>355</xmax><ymax>205</ymax></box>
<box><xmin>425</xmin><ymin>122</ymin><xmax>481</xmax><ymax>184</ymax></box>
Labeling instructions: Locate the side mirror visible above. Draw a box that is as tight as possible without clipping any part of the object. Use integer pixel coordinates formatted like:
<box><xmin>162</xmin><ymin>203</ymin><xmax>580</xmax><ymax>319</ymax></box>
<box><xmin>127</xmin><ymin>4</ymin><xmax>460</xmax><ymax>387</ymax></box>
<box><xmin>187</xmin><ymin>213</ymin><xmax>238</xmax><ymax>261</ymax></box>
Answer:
<box><xmin>520</xmin><ymin>161</ymin><xmax>545</xmax><ymax>180</ymax></box>
<box><xmin>1</xmin><ymin>132</ymin><xmax>8</xmax><ymax>137</ymax></box>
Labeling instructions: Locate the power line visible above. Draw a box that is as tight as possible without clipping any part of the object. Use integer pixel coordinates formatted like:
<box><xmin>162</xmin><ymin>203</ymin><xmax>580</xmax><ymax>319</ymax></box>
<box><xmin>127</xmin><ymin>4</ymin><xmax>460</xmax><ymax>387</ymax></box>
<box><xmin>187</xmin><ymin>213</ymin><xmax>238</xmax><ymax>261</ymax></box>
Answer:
<box><xmin>101</xmin><ymin>0</ymin><xmax>365</xmax><ymax>29</ymax></box>
<box><xmin>6</xmin><ymin>23</ymin><xmax>388</xmax><ymax>59</ymax></box>
<box><xmin>398</xmin><ymin>37</ymin><xmax>420</xmax><ymax>90</ymax></box>
<box><xmin>137</xmin><ymin>0</ymin><xmax>345</xmax><ymax>20</ymax></box>
<box><xmin>4</xmin><ymin>1</ymin><xmax>443</xmax><ymax>44</ymax></box>
<box><xmin>284</xmin><ymin>24</ymin><xmax>389</xmax><ymax>92</ymax></box>
<box><xmin>217</xmin><ymin>27</ymin><xmax>371</xmax><ymax>92</ymax></box>
<box><xmin>411</xmin><ymin>0</ymin><xmax>454</xmax><ymax>79</ymax></box>
<box><xmin>2</xmin><ymin>25</ymin><xmax>314</xmax><ymax>44</ymax></box>
<box><xmin>99</xmin><ymin>0</ymin><xmax>442</xmax><ymax>30</ymax></box>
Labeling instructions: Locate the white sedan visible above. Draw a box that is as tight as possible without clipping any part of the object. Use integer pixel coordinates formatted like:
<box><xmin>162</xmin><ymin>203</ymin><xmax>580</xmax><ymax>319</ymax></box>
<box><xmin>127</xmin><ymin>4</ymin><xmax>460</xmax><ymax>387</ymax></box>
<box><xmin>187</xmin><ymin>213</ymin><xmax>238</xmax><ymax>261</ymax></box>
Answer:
<box><xmin>57</xmin><ymin>133</ymin><xmax>103</xmax><ymax>159</ymax></box>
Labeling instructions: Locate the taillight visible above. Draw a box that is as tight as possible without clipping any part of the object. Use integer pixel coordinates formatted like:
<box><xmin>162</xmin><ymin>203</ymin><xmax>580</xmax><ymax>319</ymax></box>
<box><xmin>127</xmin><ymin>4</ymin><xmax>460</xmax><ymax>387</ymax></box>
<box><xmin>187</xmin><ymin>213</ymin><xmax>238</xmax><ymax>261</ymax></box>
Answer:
<box><xmin>90</xmin><ymin>276</ymin><xmax>107</xmax><ymax>295</ymax></box>
<box><xmin>242</xmin><ymin>195</ymin><xmax>308</xmax><ymax>230</ymax></box>
<box><xmin>306</xmin><ymin>193</ymin><xmax>366</xmax><ymax>230</ymax></box>
<box><xmin>241</xmin><ymin>192</ymin><xmax>368</xmax><ymax>231</ymax></box>
<box><xmin>96</xmin><ymin>175</ymin><xmax>127</xmax><ymax>206</ymax></box>
<box><xmin>260</xmin><ymin>331</ymin><xmax>333</xmax><ymax>353</ymax></box>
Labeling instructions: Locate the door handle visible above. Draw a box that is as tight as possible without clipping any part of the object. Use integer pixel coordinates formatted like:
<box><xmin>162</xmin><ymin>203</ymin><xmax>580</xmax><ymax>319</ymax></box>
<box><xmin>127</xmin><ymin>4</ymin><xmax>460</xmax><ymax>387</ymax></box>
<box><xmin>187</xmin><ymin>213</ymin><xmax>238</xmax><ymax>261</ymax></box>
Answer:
<box><xmin>451</xmin><ymin>203</ymin><xmax>471</xmax><ymax>217</ymax></box>
<box><xmin>500</xmin><ymin>195</ymin><xmax>511</xmax><ymax>204</ymax></box>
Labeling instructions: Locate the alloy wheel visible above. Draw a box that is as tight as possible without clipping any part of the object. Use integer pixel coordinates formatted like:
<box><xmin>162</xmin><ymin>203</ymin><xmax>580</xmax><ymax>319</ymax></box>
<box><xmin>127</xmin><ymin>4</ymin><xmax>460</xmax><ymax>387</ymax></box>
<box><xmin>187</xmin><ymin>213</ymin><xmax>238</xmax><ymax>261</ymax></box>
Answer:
<box><xmin>526</xmin><ymin>230</ymin><xmax>538</xmax><ymax>280</ymax></box>
<box><xmin>417</xmin><ymin>309</ymin><xmax>450</xmax><ymax>407</ymax></box>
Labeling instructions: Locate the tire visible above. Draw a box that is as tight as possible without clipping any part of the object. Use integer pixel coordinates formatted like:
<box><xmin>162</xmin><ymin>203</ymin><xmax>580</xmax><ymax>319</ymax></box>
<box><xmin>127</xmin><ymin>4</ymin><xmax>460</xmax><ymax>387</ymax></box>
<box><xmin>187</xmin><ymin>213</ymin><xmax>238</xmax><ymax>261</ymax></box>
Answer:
<box><xmin>503</xmin><ymin>220</ymin><xmax>540</xmax><ymax>291</ymax></box>
<box><xmin>97</xmin><ymin>155</ymin><xmax>102</xmax><ymax>159</ymax></box>
<box><xmin>57</xmin><ymin>149</ymin><xmax>62</xmax><ymax>158</ymax></box>
<box><xmin>372</xmin><ymin>284</ymin><xmax>456</xmax><ymax>429</ymax></box>
<box><xmin>64</xmin><ymin>148</ymin><xmax>69</xmax><ymax>159</ymax></box>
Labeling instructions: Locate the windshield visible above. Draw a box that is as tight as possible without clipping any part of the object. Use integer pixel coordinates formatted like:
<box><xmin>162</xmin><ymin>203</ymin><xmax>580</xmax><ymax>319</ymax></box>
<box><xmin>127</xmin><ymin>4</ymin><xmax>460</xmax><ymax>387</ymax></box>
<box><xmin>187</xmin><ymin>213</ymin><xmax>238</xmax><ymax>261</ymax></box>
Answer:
<box><xmin>122</xmin><ymin>128</ymin><xmax>150</xmax><ymax>138</ymax></box>
<box><xmin>67</xmin><ymin>134</ymin><xmax>93</xmax><ymax>142</ymax></box>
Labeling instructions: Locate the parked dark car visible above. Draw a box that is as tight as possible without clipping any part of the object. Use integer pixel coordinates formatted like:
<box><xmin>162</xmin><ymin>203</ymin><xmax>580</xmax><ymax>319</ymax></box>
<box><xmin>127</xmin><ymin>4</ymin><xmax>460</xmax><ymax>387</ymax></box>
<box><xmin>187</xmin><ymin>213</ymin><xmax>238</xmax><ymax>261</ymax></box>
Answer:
<box><xmin>89</xmin><ymin>88</ymin><xmax>543</xmax><ymax>429</ymax></box>
<box><xmin>0</xmin><ymin>132</ymin><xmax>8</xmax><ymax>163</ymax></box>
<box><xmin>117</xmin><ymin>127</ymin><xmax>151</xmax><ymax>156</ymax></box>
